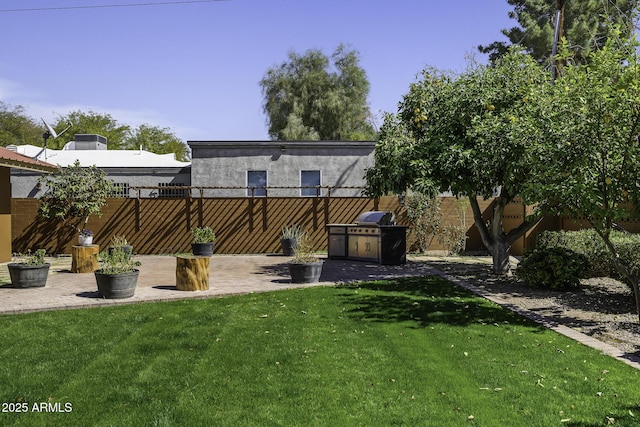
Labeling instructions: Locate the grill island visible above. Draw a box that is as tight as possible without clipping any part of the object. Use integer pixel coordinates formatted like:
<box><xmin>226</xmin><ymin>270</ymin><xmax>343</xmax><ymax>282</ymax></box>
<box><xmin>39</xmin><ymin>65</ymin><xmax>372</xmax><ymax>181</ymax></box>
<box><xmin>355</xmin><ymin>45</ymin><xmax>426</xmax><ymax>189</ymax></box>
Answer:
<box><xmin>326</xmin><ymin>211</ymin><xmax>407</xmax><ymax>265</ymax></box>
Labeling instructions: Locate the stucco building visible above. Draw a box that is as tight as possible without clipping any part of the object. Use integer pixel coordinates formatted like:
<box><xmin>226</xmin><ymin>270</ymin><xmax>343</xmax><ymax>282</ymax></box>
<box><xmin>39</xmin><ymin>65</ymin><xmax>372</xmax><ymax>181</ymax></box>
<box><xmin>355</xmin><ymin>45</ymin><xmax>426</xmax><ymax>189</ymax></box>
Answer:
<box><xmin>188</xmin><ymin>140</ymin><xmax>375</xmax><ymax>197</ymax></box>
<box><xmin>10</xmin><ymin>134</ymin><xmax>191</xmax><ymax>198</ymax></box>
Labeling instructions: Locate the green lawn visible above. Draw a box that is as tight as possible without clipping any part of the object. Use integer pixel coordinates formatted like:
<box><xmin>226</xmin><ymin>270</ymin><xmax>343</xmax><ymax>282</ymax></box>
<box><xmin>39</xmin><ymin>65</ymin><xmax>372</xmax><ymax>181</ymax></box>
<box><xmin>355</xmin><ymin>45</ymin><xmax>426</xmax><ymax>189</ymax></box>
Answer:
<box><xmin>0</xmin><ymin>276</ymin><xmax>638</xmax><ymax>426</ymax></box>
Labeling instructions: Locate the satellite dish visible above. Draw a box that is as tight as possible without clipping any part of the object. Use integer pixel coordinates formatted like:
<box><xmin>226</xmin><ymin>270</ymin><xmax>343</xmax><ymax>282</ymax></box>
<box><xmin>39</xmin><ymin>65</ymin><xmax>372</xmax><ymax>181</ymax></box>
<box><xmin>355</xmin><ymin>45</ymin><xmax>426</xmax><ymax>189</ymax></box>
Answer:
<box><xmin>40</xmin><ymin>118</ymin><xmax>73</xmax><ymax>161</ymax></box>
<box><xmin>41</xmin><ymin>118</ymin><xmax>72</xmax><ymax>141</ymax></box>
<box><xmin>42</xmin><ymin>118</ymin><xmax>58</xmax><ymax>139</ymax></box>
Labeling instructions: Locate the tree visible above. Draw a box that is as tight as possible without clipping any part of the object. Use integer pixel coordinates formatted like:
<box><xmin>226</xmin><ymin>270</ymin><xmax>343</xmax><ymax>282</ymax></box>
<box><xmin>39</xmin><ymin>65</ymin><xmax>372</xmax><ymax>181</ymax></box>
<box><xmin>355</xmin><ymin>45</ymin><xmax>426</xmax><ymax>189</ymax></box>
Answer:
<box><xmin>38</xmin><ymin>160</ymin><xmax>114</xmax><ymax>233</ymax></box>
<box><xmin>125</xmin><ymin>124</ymin><xmax>190</xmax><ymax>162</ymax></box>
<box><xmin>0</xmin><ymin>102</ymin><xmax>42</xmax><ymax>147</ymax></box>
<box><xmin>52</xmin><ymin>110</ymin><xmax>132</xmax><ymax>150</ymax></box>
<box><xmin>365</xmin><ymin>49</ymin><xmax>548</xmax><ymax>274</ymax></box>
<box><xmin>260</xmin><ymin>44</ymin><xmax>377</xmax><ymax>141</ymax></box>
<box><xmin>480</xmin><ymin>0</ymin><xmax>638</xmax><ymax>65</ymax></box>
<box><xmin>52</xmin><ymin>111</ymin><xmax>189</xmax><ymax>161</ymax></box>
<box><xmin>521</xmin><ymin>27</ymin><xmax>640</xmax><ymax>319</ymax></box>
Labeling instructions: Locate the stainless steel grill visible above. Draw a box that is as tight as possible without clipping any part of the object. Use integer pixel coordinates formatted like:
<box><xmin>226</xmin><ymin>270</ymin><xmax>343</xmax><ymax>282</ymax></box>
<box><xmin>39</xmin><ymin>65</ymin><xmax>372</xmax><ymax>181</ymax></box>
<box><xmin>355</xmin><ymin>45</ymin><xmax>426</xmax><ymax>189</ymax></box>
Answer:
<box><xmin>326</xmin><ymin>211</ymin><xmax>406</xmax><ymax>265</ymax></box>
<box><xmin>355</xmin><ymin>211</ymin><xmax>396</xmax><ymax>226</ymax></box>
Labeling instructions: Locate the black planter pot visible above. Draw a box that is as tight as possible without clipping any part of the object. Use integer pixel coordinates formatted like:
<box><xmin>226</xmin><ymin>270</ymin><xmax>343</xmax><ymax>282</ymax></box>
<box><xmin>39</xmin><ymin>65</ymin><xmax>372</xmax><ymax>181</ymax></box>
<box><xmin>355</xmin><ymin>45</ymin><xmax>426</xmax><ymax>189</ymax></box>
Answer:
<box><xmin>94</xmin><ymin>269</ymin><xmax>139</xmax><ymax>299</ymax></box>
<box><xmin>288</xmin><ymin>260</ymin><xmax>323</xmax><ymax>283</ymax></box>
<box><xmin>280</xmin><ymin>238</ymin><xmax>298</xmax><ymax>256</ymax></box>
<box><xmin>7</xmin><ymin>263</ymin><xmax>50</xmax><ymax>288</ymax></box>
<box><xmin>192</xmin><ymin>242</ymin><xmax>215</xmax><ymax>257</ymax></box>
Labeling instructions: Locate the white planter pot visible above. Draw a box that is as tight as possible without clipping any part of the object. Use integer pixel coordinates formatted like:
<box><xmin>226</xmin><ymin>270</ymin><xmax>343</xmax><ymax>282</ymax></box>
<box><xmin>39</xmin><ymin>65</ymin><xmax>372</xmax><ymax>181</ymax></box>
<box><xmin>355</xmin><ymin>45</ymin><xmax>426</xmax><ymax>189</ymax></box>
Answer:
<box><xmin>79</xmin><ymin>235</ymin><xmax>93</xmax><ymax>246</ymax></box>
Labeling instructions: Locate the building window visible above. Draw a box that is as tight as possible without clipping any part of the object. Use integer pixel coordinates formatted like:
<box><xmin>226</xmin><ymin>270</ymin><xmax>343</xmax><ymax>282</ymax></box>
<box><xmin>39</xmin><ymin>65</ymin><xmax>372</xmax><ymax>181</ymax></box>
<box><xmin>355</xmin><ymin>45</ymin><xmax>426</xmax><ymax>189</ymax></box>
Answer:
<box><xmin>301</xmin><ymin>170</ymin><xmax>321</xmax><ymax>196</ymax></box>
<box><xmin>247</xmin><ymin>171</ymin><xmax>267</xmax><ymax>197</ymax></box>
<box><xmin>158</xmin><ymin>182</ymin><xmax>187</xmax><ymax>198</ymax></box>
<box><xmin>111</xmin><ymin>182</ymin><xmax>130</xmax><ymax>198</ymax></box>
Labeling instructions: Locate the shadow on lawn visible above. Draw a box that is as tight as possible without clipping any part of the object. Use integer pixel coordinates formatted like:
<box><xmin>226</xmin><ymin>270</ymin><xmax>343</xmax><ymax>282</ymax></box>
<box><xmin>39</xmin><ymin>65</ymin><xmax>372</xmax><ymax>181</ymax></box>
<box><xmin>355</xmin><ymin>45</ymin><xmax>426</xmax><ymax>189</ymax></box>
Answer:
<box><xmin>336</xmin><ymin>276</ymin><xmax>543</xmax><ymax>330</ymax></box>
<box><xmin>258</xmin><ymin>258</ymin><xmax>439</xmax><ymax>284</ymax></box>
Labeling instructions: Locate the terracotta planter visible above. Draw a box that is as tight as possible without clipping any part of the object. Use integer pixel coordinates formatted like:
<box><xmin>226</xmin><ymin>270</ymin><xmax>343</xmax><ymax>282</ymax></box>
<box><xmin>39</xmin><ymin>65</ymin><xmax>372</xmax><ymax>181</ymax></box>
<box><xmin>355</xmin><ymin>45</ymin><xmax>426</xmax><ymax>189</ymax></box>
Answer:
<box><xmin>7</xmin><ymin>263</ymin><xmax>50</xmax><ymax>288</ymax></box>
<box><xmin>288</xmin><ymin>260</ymin><xmax>323</xmax><ymax>283</ymax></box>
<box><xmin>94</xmin><ymin>269</ymin><xmax>139</xmax><ymax>299</ymax></box>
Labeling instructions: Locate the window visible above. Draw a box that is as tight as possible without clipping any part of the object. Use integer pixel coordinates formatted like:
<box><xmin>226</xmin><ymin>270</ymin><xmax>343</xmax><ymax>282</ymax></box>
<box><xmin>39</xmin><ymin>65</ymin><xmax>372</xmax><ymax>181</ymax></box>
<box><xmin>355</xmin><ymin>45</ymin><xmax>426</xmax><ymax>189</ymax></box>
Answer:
<box><xmin>158</xmin><ymin>182</ymin><xmax>187</xmax><ymax>198</ymax></box>
<box><xmin>247</xmin><ymin>171</ymin><xmax>267</xmax><ymax>197</ymax></box>
<box><xmin>111</xmin><ymin>182</ymin><xmax>130</xmax><ymax>198</ymax></box>
<box><xmin>300</xmin><ymin>170</ymin><xmax>321</xmax><ymax>196</ymax></box>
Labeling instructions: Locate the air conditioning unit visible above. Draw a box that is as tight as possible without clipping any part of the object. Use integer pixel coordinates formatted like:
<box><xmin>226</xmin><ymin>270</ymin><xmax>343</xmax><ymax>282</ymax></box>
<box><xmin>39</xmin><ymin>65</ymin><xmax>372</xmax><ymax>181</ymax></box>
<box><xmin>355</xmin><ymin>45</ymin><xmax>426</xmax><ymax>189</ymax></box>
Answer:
<box><xmin>73</xmin><ymin>134</ymin><xmax>107</xmax><ymax>150</ymax></box>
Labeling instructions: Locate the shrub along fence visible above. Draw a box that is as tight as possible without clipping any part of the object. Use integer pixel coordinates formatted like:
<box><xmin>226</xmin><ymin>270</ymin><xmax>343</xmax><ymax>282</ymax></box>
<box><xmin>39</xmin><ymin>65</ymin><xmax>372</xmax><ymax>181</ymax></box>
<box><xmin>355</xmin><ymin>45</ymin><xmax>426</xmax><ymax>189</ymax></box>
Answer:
<box><xmin>11</xmin><ymin>190</ymin><xmax>640</xmax><ymax>256</ymax></box>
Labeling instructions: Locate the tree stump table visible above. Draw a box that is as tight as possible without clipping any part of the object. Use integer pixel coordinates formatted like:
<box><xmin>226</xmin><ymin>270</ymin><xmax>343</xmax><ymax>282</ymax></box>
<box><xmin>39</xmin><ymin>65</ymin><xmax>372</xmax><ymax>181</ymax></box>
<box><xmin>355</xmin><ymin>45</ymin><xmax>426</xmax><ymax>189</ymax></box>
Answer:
<box><xmin>71</xmin><ymin>245</ymin><xmax>99</xmax><ymax>273</ymax></box>
<box><xmin>175</xmin><ymin>255</ymin><xmax>210</xmax><ymax>291</ymax></box>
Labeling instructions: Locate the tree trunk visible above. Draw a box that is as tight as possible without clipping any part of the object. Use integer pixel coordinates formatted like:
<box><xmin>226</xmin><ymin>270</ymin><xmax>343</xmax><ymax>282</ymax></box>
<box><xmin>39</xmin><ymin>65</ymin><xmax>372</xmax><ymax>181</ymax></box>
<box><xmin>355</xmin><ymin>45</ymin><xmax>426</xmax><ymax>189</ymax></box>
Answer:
<box><xmin>469</xmin><ymin>195</ymin><xmax>540</xmax><ymax>276</ymax></box>
<box><xmin>595</xmin><ymin>229</ymin><xmax>640</xmax><ymax>322</ymax></box>
<box><xmin>175</xmin><ymin>255</ymin><xmax>210</xmax><ymax>291</ymax></box>
<box><xmin>71</xmin><ymin>245</ymin><xmax>99</xmax><ymax>273</ymax></box>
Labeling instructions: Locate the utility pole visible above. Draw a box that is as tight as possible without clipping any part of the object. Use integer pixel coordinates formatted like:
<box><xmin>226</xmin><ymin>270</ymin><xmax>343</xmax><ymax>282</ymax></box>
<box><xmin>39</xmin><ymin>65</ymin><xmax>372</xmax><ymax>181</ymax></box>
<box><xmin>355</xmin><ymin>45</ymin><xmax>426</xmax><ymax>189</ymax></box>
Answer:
<box><xmin>551</xmin><ymin>0</ymin><xmax>566</xmax><ymax>83</ymax></box>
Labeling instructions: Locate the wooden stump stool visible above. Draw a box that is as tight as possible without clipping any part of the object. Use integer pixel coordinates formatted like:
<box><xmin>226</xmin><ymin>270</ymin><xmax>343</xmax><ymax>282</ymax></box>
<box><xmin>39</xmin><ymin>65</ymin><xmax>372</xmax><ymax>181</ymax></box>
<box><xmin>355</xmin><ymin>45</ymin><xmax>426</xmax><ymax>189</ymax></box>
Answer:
<box><xmin>176</xmin><ymin>255</ymin><xmax>210</xmax><ymax>291</ymax></box>
<box><xmin>71</xmin><ymin>245</ymin><xmax>99</xmax><ymax>273</ymax></box>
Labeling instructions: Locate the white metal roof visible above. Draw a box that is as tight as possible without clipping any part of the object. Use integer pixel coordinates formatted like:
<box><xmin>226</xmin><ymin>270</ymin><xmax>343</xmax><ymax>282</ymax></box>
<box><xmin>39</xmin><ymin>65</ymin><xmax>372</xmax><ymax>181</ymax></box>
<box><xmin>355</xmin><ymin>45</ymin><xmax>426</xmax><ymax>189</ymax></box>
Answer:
<box><xmin>13</xmin><ymin>145</ymin><xmax>190</xmax><ymax>168</ymax></box>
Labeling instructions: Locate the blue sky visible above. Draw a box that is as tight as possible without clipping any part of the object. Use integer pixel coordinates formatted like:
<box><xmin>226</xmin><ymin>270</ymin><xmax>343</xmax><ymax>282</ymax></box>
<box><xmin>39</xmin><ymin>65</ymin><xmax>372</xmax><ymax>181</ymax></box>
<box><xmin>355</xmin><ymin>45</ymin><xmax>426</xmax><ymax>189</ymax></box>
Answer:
<box><xmin>0</xmin><ymin>0</ymin><xmax>514</xmax><ymax>142</ymax></box>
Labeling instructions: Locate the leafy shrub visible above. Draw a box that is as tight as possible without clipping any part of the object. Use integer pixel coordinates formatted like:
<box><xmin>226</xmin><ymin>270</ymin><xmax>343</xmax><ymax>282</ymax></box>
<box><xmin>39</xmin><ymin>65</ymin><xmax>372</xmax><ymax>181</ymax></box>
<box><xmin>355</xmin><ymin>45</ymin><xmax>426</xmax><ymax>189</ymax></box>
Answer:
<box><xmin>536</xmin><ymin>230</ymin><xmax>611</xmax><ymax>277</ymax></box>
<box><xmin>404</xmin><ymin>192</ymin><xmax>441</xmax><ymax>253</ymax></box>
<box><xmin>516</xmin><ymin>247</ymin><xmax>589</xmax><ymax>291</ymax></box>
<box><xmin>191</xmin><ymin>226</ymin><xmax>216</xmax><ymax>243</ymax></box>
<box><xmin>536</xmin><ymin>230</ymin><xmax>640</xmax><ymax>285</ymax></box>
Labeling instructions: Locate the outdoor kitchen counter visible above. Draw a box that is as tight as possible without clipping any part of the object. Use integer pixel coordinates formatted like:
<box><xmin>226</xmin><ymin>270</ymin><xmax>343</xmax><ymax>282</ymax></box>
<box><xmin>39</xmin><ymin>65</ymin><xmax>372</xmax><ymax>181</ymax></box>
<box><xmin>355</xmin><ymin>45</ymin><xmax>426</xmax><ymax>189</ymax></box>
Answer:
<box><xmin>326</xmin><ymin>222</ymin><xmax>407</xmax><ymax>265</ymax></box>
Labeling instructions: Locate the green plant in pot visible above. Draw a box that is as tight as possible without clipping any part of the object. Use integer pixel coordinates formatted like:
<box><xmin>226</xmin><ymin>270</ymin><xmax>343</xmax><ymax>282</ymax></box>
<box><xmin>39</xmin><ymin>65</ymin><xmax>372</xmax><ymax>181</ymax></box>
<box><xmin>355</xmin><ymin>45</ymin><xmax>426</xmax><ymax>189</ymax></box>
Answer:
<box><xmin>191</xmin><ymin>226</ymin><xmax>216</xmax><ymax>256</ymax></box>
<box><xmin>288</xmin><ymin>232</ymin><xmax>323</xmax><ymax>283</ymax></box>
<box><xmin>281</xmin><ymin>224</ymin><xmax>304</xmax><ymax>256</ymax></box>
<box><xmin>108</xmin><ymin>235</ymin><xmax>133</xmax><ymax>257</ymax></box>
<box><xmin>8</xmin><ymin>249</ymin><xmax>50</xmax><ymax>288</ymax></box>
<box><xmin>37</xmin><ymin>160</ymin><xmax>113</xmax><ymax>252</ymax></box>
<box><xmin>94</xmin><ymin>247</ymin><xmax>141</xmax><ymax>299</ymax></box>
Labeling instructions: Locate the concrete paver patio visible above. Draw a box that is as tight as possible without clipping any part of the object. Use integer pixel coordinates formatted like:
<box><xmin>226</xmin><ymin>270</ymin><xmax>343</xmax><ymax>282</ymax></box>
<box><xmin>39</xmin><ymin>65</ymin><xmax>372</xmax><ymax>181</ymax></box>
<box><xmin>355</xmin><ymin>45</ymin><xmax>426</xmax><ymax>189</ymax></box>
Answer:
<box><xmin>0</xmin><ymin>254</ymin><xmax>437</xmax><ymax>314</ymax></box>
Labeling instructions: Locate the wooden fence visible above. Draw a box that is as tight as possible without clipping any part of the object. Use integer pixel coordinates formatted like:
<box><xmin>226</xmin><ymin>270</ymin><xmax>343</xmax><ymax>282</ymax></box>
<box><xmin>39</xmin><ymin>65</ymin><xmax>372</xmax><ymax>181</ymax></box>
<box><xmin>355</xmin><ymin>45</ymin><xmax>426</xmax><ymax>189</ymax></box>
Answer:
<box><xmin>14</xmin><ymin>194</ymin><xmax>636</xmax><ymax>256</ymax></box>
<box><xmin>11</xmin><ymin>196</ymin><xmax>399</xmax><ymax>255</ymax></box>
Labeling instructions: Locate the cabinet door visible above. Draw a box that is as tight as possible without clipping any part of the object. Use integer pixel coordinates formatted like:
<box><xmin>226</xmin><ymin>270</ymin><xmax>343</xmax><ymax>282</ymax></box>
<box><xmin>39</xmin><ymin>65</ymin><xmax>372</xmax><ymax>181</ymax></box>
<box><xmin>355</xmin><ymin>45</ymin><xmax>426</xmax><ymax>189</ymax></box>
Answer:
<box><xmin>329</xmin><ymin>234</ymin><xmax>346</xmax><ymax>258</ymax></box>
<box><xmin>364</xmin><ymin>236</ymin><xmax>379</xmax><ymax>261</ymax></box>
<box><xmin>348</xmin><ymin>236</ymin><xmax>361</xmax><ymax>258</ymax></box>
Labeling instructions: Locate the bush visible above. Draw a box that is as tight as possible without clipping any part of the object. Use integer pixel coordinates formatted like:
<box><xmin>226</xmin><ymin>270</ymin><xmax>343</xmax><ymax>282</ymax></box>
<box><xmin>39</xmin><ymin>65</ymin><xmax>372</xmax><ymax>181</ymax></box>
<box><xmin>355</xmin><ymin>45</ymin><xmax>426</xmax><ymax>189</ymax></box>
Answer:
<box><xmin>516</xmin><ymin>247</ymin><xmax>589</xmax><ymax>291</ymax></box>
<box><xmin>536</xmin><ymin>230</ymin><xmax>640</xmax><ymax>284</ymax></box>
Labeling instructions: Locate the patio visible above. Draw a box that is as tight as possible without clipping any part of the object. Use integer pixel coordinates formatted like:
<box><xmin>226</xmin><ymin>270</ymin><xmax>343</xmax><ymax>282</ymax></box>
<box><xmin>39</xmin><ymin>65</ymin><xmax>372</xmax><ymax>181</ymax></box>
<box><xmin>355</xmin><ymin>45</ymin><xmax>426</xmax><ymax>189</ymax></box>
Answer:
<box><xmin>0</xmin><ymin>254</ymin><xmax>438</xmax><ymax>314</ymax></box>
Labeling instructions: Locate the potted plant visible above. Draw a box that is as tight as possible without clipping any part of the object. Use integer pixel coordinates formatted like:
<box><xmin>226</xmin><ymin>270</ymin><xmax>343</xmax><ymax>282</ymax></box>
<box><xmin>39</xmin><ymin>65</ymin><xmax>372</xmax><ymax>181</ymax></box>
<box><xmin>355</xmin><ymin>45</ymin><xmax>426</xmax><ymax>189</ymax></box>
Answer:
<box><xmin>288</xmin><ymin>232</ymin><xmax>323</xmax><ymax>283</ymax></box>
<box><xmin>79</xmin><ymin>228</ymin><xmax>94</xmax><ymax>246</ymax></box>
<box><xmin>94</xmin><ymin>247</ymin><xmax>141</xmax><ymax>299</ymax></box>
<box><xmin>280</xmin><ymin>224</ymin><xmax>303</xmax><ymax>256</ymax></box>
<box><xmin>107</xmin><ymin>235</ymin><xmax>133</xmax><ymax>257</ymax></box>
<box><xmin>8</xmin><ymin>249</ymin><xmax>50</xmax><ymax>288</ymax></box>
<box><xmin>191</xmin><ymin>226</ymin><xmax>216</xmax><ymax>256</ymax></box>
<box><xmin>37</xmin><ymin>160</ymin><xmax>113</xmax><ymax>252</ymax></box>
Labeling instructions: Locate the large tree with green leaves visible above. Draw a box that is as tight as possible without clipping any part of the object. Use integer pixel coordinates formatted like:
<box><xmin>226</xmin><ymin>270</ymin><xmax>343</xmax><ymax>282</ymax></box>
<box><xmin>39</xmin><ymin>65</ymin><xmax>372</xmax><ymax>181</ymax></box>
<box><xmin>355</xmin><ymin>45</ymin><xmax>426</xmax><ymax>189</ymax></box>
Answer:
<box><xmin>52</xmin><ymin>111</ymin><xmax>189</xmax><ymax>160</ymax></box>
<box><xmin>365</xmin><ymin>50</ymin><xmax>548</xmax><ymax>274</ymax></box>
<box><xmin>52</xmin><ymin>110</ymin><xmax>132</xmax><ymax>150</ymax></box>
<box><xmin>125</xmin><ymin>124</ymin><xmax>189</xmax><ymax>162</ymax></box>
<box><xmin>480</xmin><ymin>0</ymin><xmax>638</xmax><ymax>65</ymax></box>
<box><xmin>260</xmin><ymin>44</ymin><xmax>376</xmax><ymax>141</ymax></box>
<box><xmin>0</xmin><ymin>102</ymin><xmax>41</xmax><ymax>147</ymax></box>
<box><xmin>521</xmin><ymin>27</ymin><xmax>640</xmax><ymax>319</ymax></box>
